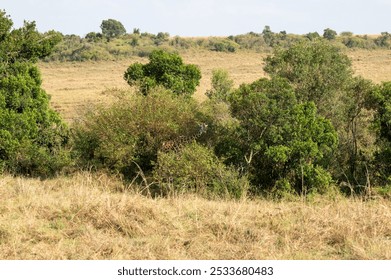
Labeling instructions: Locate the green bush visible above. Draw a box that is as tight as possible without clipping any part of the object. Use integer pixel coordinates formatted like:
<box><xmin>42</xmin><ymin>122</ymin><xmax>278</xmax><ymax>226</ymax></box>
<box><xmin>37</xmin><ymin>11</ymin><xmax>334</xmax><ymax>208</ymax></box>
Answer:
<box><xmin>228</xmin><ymin>77</ymin><xmax>338</xmax><ymax>194</ymax></box>
<box><xmin>205</xmin><ymin>69</ymin><xmax>234</xmax><ymax>101</ymax></box>
<box><xmin>73</xmin><ymin>88</ymin><xmax>208</xmax><ymax>178</ymax></box>
<box><xmin>0</xmin><ymin>11</ymin><xmax>69</xmax><ymax>177</ymax></box>
<box><xmin>153</xmin><ymin>142</ymin><xmax>248</xmax><ymax>199</ymax></box>
<box><xmin>124</xmin><ymin>50</ymin><xmax>201</xmax><ymax>96</ymax></box>
<box><xmin>207</xmin><ymin>38</ymin><xmax>238</xmax><ymax>52</ymax></box>
<box><xmin>100</xmin><ymin>19</ymin><xmax>126</xmax><ymax>41</ymax></box>
<box><xmin>372</xmin><ymin>82</ymin><xmax>391</xmax><ymax>182</ymax></box>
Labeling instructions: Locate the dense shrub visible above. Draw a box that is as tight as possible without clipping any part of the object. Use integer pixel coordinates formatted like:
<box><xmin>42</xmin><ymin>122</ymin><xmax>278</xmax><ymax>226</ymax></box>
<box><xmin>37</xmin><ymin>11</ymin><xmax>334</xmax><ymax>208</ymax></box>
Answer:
<box><xmin>73</xmin><ymin>88</ymin><xmax>208</xmax><ymax>178</ymax></box>
<box><xmin>0</xmin><ymin>11</ymin><xmax>69</xmax><ymax>177</ymax></box>
<box><xmin>100</xmin><ymin>19</ymin><xmax>126</xmax><ymax>41</ymax></box>
<box><xmin>227</xmin><ymin>77</ymin><xmax>338</xmax><ymax>194</ymax></box>
<box><xmin>372</xmin><ymin>82</ymin><xmax>391</xmax><ymax>183</ymax></box>
<box><xmin>205</xmin><ymin>69</ymin><xmax>234</xmax><ymax>101</ymax></box>
<box><xmin>124</xmin><ymin>50</ymin><xmax>201</xmax><ymax>96</ymax></box>
<box><xmin>153</xmin><ymin>142</ymin><xmax>248</xmax><ymax>199</ymax></box>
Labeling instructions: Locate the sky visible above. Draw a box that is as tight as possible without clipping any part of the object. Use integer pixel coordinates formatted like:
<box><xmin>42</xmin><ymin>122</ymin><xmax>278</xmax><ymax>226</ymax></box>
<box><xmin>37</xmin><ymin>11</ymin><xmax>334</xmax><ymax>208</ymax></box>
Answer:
<box><xmin>1</xmin><ymin>0</ymin><xmax>390</xmax><ymax>37</ymax></box>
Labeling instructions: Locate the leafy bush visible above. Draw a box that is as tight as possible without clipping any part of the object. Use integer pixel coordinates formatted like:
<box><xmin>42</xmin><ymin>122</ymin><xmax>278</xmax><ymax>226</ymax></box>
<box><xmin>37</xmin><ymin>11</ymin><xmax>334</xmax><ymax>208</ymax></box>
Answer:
<box><xmin>153</xmin><ymin>142</ymin><xmax>248</xmax><ymax>199</ymax></box>
<box><xmin>124</xmin><ymin>50</ymin><xmax>201</xmax><ymax>96</ymax></box>
<box><xmin>205</xmin><ymin>69</ymin><xmax>234</xmax><ymax>101</ymax></box>
<box><xmin>372</xmin><ymin>82</ymin><xmax>391</xmax><ymax>182</ymax></box>
<box><xmin>208</xmin><ymin>38</ymin><xmax>238</xmax><ymax>52</ymax></box>
<box><xmin>0</xmin><ymin>11</ymin><xmax>69</xmax><ymax>177</ymax></box>
<box><xmin>73</xmin><ymin>88</ymin><xmax>208</xmax><ymax>178</ymax></box>
<box><xmin>264</xmin><ymin>40</ymin><xmax>352</xmax><ymax>109</ymax></box>
<box><xmin>100</xmin><ymin>19</ymin><xmax>126</xmax><ymax>41</ymax></box>
<box><xmin>228</xmin><ymin>77</ymin><xmax>338</xmax><ymax>194</ymax></box>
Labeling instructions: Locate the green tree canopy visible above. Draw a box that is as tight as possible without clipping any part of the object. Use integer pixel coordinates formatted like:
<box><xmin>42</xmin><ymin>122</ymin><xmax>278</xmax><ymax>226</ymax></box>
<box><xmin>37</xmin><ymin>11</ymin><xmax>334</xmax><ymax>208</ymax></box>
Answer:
<box><xmin>372</xmin><ymin>82</ymin><xmax>391</xmax><ymax>182</ymax></box>
<box><xmin>100</xmin><ymin>19</ymin><xmax>126</xmax><ymax>40</ymax></box>
<box><xmin>228</xmin><ymin>77</ymin><xmax>338</xmax><ymax>194</ymax></box>
<box><xmin>0</xmin><ymin>11</ymin><xmax>68</xmax><ymax>176</ymax></box>
<box><xmin>323</xmin><ymin>28</ymin><xmax>337</xmax><ymax>40</ymax></box>
<box><xmin>124</xmin><ymin>50</ymin><xmax>201</xmax><ymax>96</ymax></box>
<box><xmin>263</xmin><ymin>40</ymin><xmax>353</xmax><ymax>124</ymax></box>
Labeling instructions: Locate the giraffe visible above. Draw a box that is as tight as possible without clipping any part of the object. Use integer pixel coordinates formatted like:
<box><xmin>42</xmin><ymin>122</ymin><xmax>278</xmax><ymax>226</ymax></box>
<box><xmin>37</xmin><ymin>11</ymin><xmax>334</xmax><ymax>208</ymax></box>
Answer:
<box><xmin>161</xmin><ymin>123</ymin><xmax>208</xmax><ymax>152</ymax></box>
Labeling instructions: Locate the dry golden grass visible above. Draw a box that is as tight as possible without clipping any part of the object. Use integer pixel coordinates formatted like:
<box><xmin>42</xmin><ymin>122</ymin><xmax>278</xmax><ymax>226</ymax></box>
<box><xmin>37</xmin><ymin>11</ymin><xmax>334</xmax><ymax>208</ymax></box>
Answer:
<box><xmin>0</xmin><ymin>173</ymin><xmax>390</xmax><ymax>260</ymax></box>
<box><xmin>39</xmin><ymin>49</ymin><xmax>391</xmax><ymax>122</ymax></box>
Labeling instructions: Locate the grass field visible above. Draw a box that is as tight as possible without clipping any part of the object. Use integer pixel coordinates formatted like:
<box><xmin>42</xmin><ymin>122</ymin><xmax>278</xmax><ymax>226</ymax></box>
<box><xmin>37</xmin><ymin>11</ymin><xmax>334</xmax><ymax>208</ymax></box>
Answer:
<box><xmin>1</xmin><ymin>173</ymin><xmax>390</xmax><ymax>260</ymax></box>
<box><xmin>39</xmin><ymin>49</ymin><xmax>391</xmax><ymax>122</ymax></box>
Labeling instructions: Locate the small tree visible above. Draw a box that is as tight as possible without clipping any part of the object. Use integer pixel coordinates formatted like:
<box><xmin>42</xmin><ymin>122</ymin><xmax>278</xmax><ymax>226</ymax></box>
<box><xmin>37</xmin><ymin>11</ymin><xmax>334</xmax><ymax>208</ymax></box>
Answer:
<box><xmin>228</xmin><ymin>77</ymin><xmax>338</xmax><ymax>194</ymax></box>
<box><xmin>124</xmin><ymin>50</ymin><xmax>201</xmax><ymax>96</ymax></box>
<box><xmin>264</xmin><ymin>40</ymin><xmax>352</xmax><ymax>119</ymax></box>
<box><xmin>323</xmin><ymin>28</ymin><xmax>337</xmax><ymax>40</ymax></box>
<box><xmin>372</xmin><ymin>82</ymin><xmax>391</xmax><ymax>183</ymax></box>
<box><xmin>0</xmin><ymin>11</ymin><xmax>69</xmax><ymax>176</ymax></box>
<box><xmin>206</xmin><ymin>69</ymin><xmax>234</xmax><ymax>101</ymax></box>
<box><xmin>100</xmin><ymin>19</ymin><xmax>126</xmax><ymax>41</ymax></box>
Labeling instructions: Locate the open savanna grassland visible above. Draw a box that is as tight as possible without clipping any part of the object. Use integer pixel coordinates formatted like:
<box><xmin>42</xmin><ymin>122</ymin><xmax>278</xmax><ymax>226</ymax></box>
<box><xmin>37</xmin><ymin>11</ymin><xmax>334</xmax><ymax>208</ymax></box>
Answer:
<box><xmin>1</xmin><ymin>173</ymin><xmax>390</xmax><ymax>260</ymax></box>
<box><xmin>38</xmin><ymin>49</ymin><xmax>391</xmax><ymax>123</ymax></box>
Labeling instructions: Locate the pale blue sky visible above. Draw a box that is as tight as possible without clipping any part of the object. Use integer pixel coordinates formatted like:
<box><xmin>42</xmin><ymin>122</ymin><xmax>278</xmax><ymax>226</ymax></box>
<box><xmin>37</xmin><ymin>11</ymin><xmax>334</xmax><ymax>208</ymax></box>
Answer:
<box><xmin>2</xmin><ymin>0</ymin><xmax>390</xmax><ymax>36</ymax></box>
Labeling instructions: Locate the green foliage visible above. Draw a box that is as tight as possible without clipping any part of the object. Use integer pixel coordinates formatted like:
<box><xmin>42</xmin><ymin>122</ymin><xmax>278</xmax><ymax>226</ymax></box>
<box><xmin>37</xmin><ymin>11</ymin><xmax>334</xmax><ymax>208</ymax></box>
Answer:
<box><xmin>154</xmin><ymin>32</ymin><xmax>170</xmax><ymax>46</ymax></box>
<box><xmin>374</xmin><ymin>32</ymin><xmax>391</xmax><ymax>48</ymax></box>
<box><xmin>153</xmin><ymin>142</ymin><xmax>248</xmax><ymax>199</ymax></box>
<box><xmin>73</xmin><ymin>88</ymin><xmax>208</xmax><ymax>178</ymax></box>
<box><xmin>264</xmin><ymin>40</ymin><xmax>352</xmax><ymax>120</ymax></box>
<box><xmin>0</xmin><ymin>11</ymin><xmax>69</xmax><ymax>176</ymax></box>
<box><xmin>228</xmin><ymin>77</ymin><xmax>338</xmax><ymax>194</ymax></box>
<box><xmin>305</xmin><ymin>32</ymin><xmax>321</xmax><ymax>41</ymax></box>
<box><xmin>100</xmin><ymin>19</ymin><xmax>126</xmax><ymax>41</ymax></box>
<box><xmin>205</xmin><ymin>69</ymin><xmax>234</xmax><ymax>101</ymax></box>
<box><xmin>372</xmin><ymin>82</ymin><xmax>391</xmax><ymax>181</ymax></box>
<box><xmin>208</xmin><ymin>38</ymin><xmax>238</xmax><ymax>52</ymax></box>
<box><xmin>85</xmin><ymin>32</ymin><xmax>103</xmax><ymax>42</ymax></box>
<box><xmin>323</xmin><ymin>28</ymin><xmax>337</xmax><ymax>40</ymax></box>
<box><xmin>124</xmin><ymin>50</ymin><xmax>201</xmax><ymax>96</ymax></box>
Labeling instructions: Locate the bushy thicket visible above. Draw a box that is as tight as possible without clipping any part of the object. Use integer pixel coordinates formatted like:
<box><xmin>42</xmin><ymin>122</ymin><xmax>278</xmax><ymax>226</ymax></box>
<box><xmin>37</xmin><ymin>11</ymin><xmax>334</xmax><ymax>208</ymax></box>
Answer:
<box><xmin>124</xmin><ymin>50</ymin><xmax>201</xmax><ymax>96</ymax></box>
<box><xmin>0</xmin><ymin>11</ymin><xmax>69</xmax><ymax>177</ymax></box>
<box><xmin>72</xmin><ymin>88</ymin><xmax>248</xmax><ymax>198</ymax></box>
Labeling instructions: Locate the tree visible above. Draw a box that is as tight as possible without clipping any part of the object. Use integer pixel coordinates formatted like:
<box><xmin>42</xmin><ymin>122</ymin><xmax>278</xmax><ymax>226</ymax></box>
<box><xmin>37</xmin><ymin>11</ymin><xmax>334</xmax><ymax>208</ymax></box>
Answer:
<box><xmin>0</xmin><ymin>11</ymin><xmax>69</xmax><ymax>176</ymax></box>
<box><xmin>374</xmin><ymin>32</ymin><xmax>391</xmax><ymax>48</ymax></box>
<box><xmin>263</xmin><ymin>39</ymin><xmax>377</xmax><ymax>190</ymax></box>
<box><xmin>305</xmin><ymin>32</ymin><xmax>320</xmax><ymax>41</ymax></box>
<box><xmin>100</xmin><ymin>19</ymin><xmax>126</xmax><ymax>41</ymax></box>
<box><xmin>227</xmin><ymin>77</ymin><xmax>338</xmax><ymax>194</ymax></box>
<box><xmin>323</xmin><ymin>28</ymin><xmax>337</xmax><ymax>40</ymax></box>
<box><xmin>264</xmin><ymin>40</ymin><xmax>352</xmax><ymax>119</ymax></box>
<box><xmin>372</xmin><ymin>82</ymin><xmax>391</xmax><ymax>183</ymax></box>
<box><xmin>205</xmin><ymin>69</ymin><xmax>234</xmax><ymax>101</ymax></box>
<box><xmin>124</xmin><ymin>50</ymin><xmax>201</xmax><ymax>96</ymax></box>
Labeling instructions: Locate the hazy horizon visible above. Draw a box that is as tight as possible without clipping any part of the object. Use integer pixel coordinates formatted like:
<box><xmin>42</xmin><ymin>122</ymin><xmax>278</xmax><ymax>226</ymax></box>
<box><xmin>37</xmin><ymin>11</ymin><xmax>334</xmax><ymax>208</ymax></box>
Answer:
<box><xmin>2</xmin><ymin>0</ymin><xmax>390</xmax><ymax>37</ymax></box>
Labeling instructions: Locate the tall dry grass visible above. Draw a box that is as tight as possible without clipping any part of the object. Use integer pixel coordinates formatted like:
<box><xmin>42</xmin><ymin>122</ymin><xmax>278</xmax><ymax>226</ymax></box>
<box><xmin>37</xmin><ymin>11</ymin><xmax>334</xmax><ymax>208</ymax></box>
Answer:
<box><xmin>1</xmin><ymin>173</ymin><xmax>390</xmax><ymax>260</ymax></box>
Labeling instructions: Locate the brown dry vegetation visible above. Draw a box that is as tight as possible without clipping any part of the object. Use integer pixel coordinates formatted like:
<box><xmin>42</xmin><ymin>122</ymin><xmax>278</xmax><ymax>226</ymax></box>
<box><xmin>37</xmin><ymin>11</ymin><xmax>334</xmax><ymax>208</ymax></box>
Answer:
<box><xmin>39</xmin><ymin>49</ymin><xmax>391</xmax><ymax>123</ymax></box>
<box><xmin>1</xmin><ymin>173</ymin><xmax>390</xmax><ymax>260</ymax></box>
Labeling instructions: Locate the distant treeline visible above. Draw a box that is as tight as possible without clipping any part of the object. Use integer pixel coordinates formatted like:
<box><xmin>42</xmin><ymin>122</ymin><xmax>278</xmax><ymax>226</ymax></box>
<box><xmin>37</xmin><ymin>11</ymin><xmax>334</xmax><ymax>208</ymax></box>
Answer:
<box><xmin>44</xmin><ymin>21</ymin><xmax>391</xmax><ymax>62</ymax></box>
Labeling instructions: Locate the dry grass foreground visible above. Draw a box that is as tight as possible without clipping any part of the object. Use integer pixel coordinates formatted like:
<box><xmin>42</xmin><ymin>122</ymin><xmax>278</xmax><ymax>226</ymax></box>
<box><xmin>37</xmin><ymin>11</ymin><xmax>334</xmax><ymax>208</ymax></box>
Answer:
<box><xmin>38</xmin><ymin>49</ymin><xmax>391</xmax><ymax>123</ymax></box>
<box><xmin>0</xmin><ymin>173</ymin><xmax>390</xmax><ymax>260</ymax></box>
